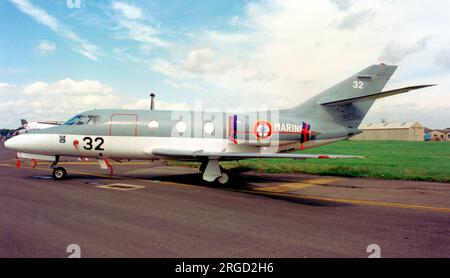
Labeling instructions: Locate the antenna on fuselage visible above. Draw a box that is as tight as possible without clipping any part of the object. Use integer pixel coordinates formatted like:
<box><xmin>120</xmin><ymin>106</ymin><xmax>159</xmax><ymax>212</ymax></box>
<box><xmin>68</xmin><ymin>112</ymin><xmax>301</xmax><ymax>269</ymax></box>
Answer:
<box><xmin>150</xmin><ymin>93</ymin><xmax>155</xmax><ymax>110</ymax></box>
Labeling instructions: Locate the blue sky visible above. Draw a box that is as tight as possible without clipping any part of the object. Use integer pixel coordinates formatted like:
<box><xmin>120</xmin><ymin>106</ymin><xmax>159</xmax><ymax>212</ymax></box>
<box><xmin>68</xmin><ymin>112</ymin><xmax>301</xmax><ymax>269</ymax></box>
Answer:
<box><xmin>0</xmin><ymin>0</ymin><xmax>250</xmax><ymax>102</ymax></box>
<box><xmin>1</xmin><ymin>0</ymin><xmax>449</xmax><ymax>128</ymax></box>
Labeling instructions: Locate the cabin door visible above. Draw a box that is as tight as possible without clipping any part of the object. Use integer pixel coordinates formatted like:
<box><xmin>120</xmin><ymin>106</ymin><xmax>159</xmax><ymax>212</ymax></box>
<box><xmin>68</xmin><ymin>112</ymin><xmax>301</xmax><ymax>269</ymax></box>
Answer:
<box><xmin>109</xmin><ymin>114</ymin><xmax>137</xmax><ymax>158</ymax></box>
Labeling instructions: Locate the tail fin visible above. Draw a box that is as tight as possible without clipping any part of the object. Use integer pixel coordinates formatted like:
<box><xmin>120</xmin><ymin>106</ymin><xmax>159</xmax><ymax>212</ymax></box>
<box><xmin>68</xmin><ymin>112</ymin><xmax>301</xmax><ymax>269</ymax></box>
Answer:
<box><xmin>317</xmin><ymin>64</ymin><xmax>398</xmax><ymax>105</ymax></box>
<box><xmin>289</xmin><ymin>64</ymin><xmax>433</xmax><ymax>130</ymax></box>
<box><xmin>290</xmin><ymin>64</ymin><xmax>397</xmax><ymax>129</ymax></box>
<box><xmin>21</xmin><ymin>119</ymin><xmax>28</xmax><ymax>128</ymax></box>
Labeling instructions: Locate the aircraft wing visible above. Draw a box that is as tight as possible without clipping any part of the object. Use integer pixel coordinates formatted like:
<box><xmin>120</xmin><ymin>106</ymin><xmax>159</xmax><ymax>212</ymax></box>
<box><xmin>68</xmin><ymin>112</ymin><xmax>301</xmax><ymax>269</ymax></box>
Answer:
<box><xmin>150</xmin><ymin>148</ymin><xmax>366</xmax><ymax>161</ymax></box>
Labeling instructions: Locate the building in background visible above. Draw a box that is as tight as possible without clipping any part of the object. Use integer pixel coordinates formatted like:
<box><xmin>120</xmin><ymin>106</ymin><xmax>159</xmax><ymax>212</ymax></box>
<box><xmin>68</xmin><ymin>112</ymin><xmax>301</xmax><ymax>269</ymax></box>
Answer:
<box><xmin>426</xmin><ymin>128</ymin><xmax>450</xmax><ymax>141</ymax></box>
<box><xmin>424</xmin><ymin>128</ymin><xmax>433</xmax><ymax>141</ymax></box>
<box><xmin>351</xmin><ymin>122</ymin><xmax>424</xmax><ymax>141</ymax></box>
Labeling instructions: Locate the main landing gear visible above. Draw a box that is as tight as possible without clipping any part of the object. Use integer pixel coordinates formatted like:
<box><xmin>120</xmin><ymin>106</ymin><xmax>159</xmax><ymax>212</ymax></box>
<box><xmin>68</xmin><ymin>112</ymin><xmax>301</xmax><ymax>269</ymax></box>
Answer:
<box><xmin>200</xmin><ymin>160</ymin><xmax>230</xmax><ymax>185</ymax></box>
<box><xmin>51</xmin><ymin>155</ymin><xmax>67</xmax><ymax>181</ymax></box>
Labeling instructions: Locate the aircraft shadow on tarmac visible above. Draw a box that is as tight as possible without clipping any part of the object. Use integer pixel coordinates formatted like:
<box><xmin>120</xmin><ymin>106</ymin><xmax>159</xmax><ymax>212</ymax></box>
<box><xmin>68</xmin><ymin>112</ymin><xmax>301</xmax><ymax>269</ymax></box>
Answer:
<box><xmin>29</xmin><ymin>168</ymin><xmax>349</xmax><ymax>207</ymax></box>
<box><xmin>125</xmin><ymin>169</ymin><xmax>350</xmax><ymax>208</ymax></box>
<box><xmin>149</xmin><ymin>172</ymin><xmax>349</xmax><ymax>207</ymax></box>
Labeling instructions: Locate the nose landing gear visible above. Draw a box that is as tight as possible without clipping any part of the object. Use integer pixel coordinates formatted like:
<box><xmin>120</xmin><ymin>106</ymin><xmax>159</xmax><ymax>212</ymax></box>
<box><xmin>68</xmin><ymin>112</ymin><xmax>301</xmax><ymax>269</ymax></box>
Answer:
<box><xmin>52</xmin><ymin>167</ymin><xmax>67</xmax><ymax>180</ymax></box>
<box><xmin>50</xmin><ymin>155</ymin><xmax>67</xmax><ymax>180</ymax></box>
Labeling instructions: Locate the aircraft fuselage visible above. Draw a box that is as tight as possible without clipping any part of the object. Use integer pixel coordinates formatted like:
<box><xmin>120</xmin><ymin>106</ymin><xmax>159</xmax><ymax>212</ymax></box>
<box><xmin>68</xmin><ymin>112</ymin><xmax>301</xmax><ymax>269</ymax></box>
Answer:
<box><xmin>6</xmin><ymin>109</ymin><xmax>350</xmax><ymax>161</ymax></box>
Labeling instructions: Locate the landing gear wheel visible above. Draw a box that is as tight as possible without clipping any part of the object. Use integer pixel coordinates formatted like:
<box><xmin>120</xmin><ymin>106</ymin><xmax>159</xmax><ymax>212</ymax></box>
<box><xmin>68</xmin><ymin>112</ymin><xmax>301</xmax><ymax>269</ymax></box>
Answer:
<box><xmin>52</xmin><ymin>167</ymin><xmax>67</xmax><ymax>180</ymax></box>
<box><xmin>217</xmin><ymin>173</ymin><xmax>229</xmax><ymax>185</ymax></box>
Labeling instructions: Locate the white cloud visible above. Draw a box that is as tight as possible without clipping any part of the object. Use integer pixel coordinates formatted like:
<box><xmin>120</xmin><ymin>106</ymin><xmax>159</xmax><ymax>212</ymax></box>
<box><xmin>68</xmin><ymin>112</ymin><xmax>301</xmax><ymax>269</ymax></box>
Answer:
<box><xmin>164</xmin><ymin>79</ymin><xmax>204</xmax><ymax>92</ymax></box>
<box><xmin>203</xmin><ymin>30</ymin><xmax>252</xmax><ymax>45</ymax></box>
<box><xmin>184</xmin><ymin>48</ymin><xmax>233</xmax><ymax>74</ymax></box>
<box><xmin>112</xmin><ymin>1</ymin><xmax>143</xmax><ymax>19</ymax></box>
<box><xmin>435</xmin><ymin>49</ymin><xmax>450</xmax><ymax>70</ymax></box>
<box><xmin>10</xmin><ymin>0</ymin><xmax>101</xmax><ymax>61</ymax></box>
<box><xmin>0</xmin><ymin>79</ymin><xmax>190</xmax><ymax>128</ymax></box>
<box><xmin>35</xmin><ymin>40</ymin><xmax>56</xmax><ymax>54</ymax></box>
<box><xmin>10</xmin><ymin>0</ymin><xmax>58</xmax><ymax>30</ymax></box>
<box><xmin>4</xmin><ymin>68</ymin><xmax>28</xmax><ymax>74</ymax></box>
<box><xmin>229</xmin><ymin>16</ymin><xmax>240</xmax><ymax>26</ymax></box>
<box><xmin>0</xmin><ymin>79</ymin><xmax>118</xmax><ymax>127</ymax></box>
<box><xmin>111</xmin><ymin>1</ymin><xmax>166</xmax><ymax>51</ymax></box>
<box><xmin>65</xmin><ymin>31</ymin><xmax>102</xmax><ymax>61</ymax></box>
<box><xmin>337</xmin><ymin>9</ymin><xmax>374</xmax><ymax>30</ymax></box>
<box><xmin>123</xmin><ymin>98</ymin><xmax>190</xmax><ymax>111</ymax></box>
<box><xmin>363</xmin><ymin>85</ymin><xmax>450</xmax><ymax>128</ymax></box>
<box><xmin>151</xmin><ymin>58</ymin><xmax>195</xmax><ymax>80</ymax></box>
<box><xmin>330</xmin><ymin>0</ymin><xmax>353</xmax><ymax>11</ymax></box>
<box><xmin>115</xmin><ymin>20</ymin><xmax>166</xmax><ymax>48</ymax></box>
<box><xmin>23</xmin><ymin>79</ymin><xmax>113</xmax><ymax>96</ymax></box>
<box><xmin>149</xmin><ymin>0</ymin><xmax>450</xmax><ymax>128</ymax></box>
<box><xmin>113</xmin><ymin>47</ymin><xmax>151</xmax><ymax>66</ymax></box>
<box><xmin>380</xmin><ymin>37</ymin><xmax>430</xmax><ymax>64</ymax></box>
<box><xmin>0</xmin><ymin>82</ymin><xmax>16</xmax><ymax>90</ymax></box>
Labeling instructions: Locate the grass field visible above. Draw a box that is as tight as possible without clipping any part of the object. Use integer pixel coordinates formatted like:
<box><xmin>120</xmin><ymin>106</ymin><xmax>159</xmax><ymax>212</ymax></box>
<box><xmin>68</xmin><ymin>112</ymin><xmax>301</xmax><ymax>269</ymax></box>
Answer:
<box><xmin>176</xmin><ymin>141</ymin><xmax>450</xmax><ymax>183</ymax></box>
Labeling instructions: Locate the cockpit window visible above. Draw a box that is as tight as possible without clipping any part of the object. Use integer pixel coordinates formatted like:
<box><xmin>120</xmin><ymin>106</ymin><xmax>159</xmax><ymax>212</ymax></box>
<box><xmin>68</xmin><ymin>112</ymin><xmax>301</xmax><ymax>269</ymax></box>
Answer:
<box><xmin>64</xmin><ymin>115</ymin><xmax>82</xmax><ymax>125</ymax></box>
<box><xmin>84</xmin><ymin>115</ymin><xmax>100</xmax><ymax>125</ymax></box>
<box><xmin>64</xmin><ymin>115</ymin><xmax>100</xmax><ymax>125</ymax></box>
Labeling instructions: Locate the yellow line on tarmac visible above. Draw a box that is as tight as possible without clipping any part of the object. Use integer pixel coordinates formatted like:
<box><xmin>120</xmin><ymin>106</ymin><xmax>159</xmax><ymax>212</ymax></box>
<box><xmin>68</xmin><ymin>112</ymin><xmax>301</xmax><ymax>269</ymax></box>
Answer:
<box><xmin>0</xmin><ymin>163</ymin><xmax>193</xmax><ymax>189</ymax></box>
<box><xmin>1</xmin><ymin>163</ymin><xmax>449</xmax><ymax>213</ymax></box>
<box><xmin>96</xmin><ymin>183</ymin><xmax>146</xmax><ymax>191</ymax></box>
<box><xmin>240</xmin><ymin>189</ymin><xmax>450</xmax><ymax>214</ymax></box>
<box><xmin>256</xmin><ymin>177</ymin><xmax>341</xmax><ymax>193</ymax></box>
<box><xmin>303</xmin><ymin>178</ymin><xmax>343</xmax><ymax>184</ymax></box>
<box><xmin>256</xmin><ymin>183</ymin><xmax>315</xmax><ymax>192</ymax></box>
<box><xmin>0</xmin><ymin>163</ymin><xmax>18</xmax><ymax>168</ymax></box>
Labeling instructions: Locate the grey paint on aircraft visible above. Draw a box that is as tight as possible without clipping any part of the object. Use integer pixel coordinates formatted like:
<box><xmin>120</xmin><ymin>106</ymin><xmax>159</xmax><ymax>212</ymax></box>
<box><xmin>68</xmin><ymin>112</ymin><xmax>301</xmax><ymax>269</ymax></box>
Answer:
<box><xmin>33</xmin><ymin>65</ymin><xmax>401</xmax><ymax>143</ymax></box>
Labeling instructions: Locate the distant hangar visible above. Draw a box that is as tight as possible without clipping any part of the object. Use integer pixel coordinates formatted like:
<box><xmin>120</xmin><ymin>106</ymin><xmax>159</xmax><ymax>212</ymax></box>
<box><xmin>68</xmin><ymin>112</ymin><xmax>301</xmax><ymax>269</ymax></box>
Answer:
<box><xmin>351</xmin><ymin>122</ymin><xmax>424</xmax><ymax>141</ymax></box>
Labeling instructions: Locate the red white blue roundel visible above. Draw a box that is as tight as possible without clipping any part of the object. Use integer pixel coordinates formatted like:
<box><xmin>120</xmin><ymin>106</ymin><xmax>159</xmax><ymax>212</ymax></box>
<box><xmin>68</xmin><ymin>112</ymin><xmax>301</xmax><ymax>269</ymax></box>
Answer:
<box><xmin>254</xmin><ymin>121</ymin><xmax>272</xmax><ymax>140</ymax></box>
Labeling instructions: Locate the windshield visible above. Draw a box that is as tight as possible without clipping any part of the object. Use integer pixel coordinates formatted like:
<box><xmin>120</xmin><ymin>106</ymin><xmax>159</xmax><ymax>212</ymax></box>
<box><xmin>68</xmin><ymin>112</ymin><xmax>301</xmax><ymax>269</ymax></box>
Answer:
<box><xmin>64</xmin><ymin>115</ymin><xmax>82</xmax><ymax>125</ymax></box>
<box><xmin>64</xmin><ymin>115</ymin><xmax>100</xmax><ymax>125</ymax></box>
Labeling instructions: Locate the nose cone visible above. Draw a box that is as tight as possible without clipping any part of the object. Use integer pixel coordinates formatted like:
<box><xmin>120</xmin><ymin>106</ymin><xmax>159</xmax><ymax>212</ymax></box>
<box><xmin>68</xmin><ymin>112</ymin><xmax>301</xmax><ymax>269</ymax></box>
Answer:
<box><xmin>4</xmin><ymin>134</ymin><xmax>51</xmax><ymax>153</ymax></box>
<box><xmin>4</xmin><ymin>136</ymin><xmax>19</xmax><ymax>150</ymax></box>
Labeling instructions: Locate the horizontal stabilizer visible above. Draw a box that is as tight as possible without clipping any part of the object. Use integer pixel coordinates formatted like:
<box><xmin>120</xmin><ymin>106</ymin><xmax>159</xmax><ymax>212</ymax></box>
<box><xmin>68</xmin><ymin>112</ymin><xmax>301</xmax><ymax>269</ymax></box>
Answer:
<box><xmin>319</xmin><ymin>84</ymin><xmax>435</xmax><ymax>106</ymax></box>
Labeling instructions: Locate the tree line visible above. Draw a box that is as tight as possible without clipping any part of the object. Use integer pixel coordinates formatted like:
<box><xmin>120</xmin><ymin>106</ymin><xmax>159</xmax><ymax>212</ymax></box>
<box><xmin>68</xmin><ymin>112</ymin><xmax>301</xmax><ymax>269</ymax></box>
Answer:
<box><xmin>0</xmin><ymin>129</ymin><xmax>13</xmax><ymax>136</ymax></box>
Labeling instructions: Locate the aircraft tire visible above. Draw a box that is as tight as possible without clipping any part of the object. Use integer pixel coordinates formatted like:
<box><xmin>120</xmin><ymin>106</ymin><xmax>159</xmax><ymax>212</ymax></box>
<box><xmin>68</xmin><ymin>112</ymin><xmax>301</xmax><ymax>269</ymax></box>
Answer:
<box><xmin>217</xmin><ymin>173</ymin><xmax>229</xmax><ymax>185</ymax></box>
<box><xmin>53</xmin><ymin>167</ymin><xmax>67</xmax><ymax>180</ymax></box>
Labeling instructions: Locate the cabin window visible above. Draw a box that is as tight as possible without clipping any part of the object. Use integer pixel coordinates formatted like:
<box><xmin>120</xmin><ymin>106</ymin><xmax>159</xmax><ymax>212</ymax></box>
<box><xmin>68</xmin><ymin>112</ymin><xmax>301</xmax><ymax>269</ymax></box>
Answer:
<box><xmin>148</xmin><ymin>120</ymin><xmax>159</xmax><ymax>129</ymax></box>
<box><xmin>176</xmin><ymin>121</ymin><xmax>187</xmax><ymax>133</ymax></box>
<box><xmin>203</xmin><ymin>122</ymin><xmax>215</xmax><ymax>134</ymax></box>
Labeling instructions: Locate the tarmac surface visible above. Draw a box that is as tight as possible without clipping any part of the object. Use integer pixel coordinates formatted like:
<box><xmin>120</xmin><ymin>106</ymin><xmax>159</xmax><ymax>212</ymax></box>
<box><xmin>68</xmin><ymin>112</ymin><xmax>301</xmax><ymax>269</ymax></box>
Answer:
<box><xmin>0</xmin><ymin>147</ymin><xmax>449</xmax><ymax>258</ymax></box>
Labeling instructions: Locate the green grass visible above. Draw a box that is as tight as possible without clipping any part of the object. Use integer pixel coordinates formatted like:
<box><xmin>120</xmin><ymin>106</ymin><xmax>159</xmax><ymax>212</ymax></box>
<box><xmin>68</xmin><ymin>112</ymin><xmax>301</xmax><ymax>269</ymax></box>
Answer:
<box><xmin>174</xmin><ymin>141</ymin><xmax>450</xmax><ymax>183</ymax></box>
